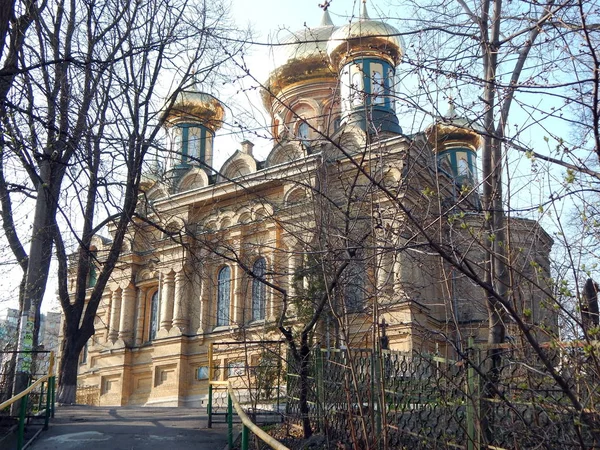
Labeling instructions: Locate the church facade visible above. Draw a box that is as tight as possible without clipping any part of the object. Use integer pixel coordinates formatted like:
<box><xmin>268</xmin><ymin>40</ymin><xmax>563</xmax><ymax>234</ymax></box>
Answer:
<box><xmin>71</xmin><ymin>6</ymin><xmax>553</xmax><ymax>407</ymax></box>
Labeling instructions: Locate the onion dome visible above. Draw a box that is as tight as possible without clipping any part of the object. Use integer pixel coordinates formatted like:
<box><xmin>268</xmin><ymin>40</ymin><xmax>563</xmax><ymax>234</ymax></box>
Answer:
<box><xmin>164</xmin><ymin>88</ymin><xmax>225</xmax><ymax>134</ymax></box>
<box><xmin>261</xmin><ymin>10</ymin><xmax>337</xmax><ymax>108</ymax></box>
<box><xmin>327</xmin><ymin>3</ymin><xmax>404</xmax><ymax>70</ymax></box>
<box><xmin>426</xmin><ymin>102</ymin><xmax>483</xmax><ymax>152</ymax></box>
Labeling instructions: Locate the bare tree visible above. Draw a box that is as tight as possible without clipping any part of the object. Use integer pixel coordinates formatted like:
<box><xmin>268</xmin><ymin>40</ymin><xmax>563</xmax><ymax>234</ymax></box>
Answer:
<box><xmin>0</xmin><ymin>0</ymin><xmax>239</xmax><ymax>402</ymax></box>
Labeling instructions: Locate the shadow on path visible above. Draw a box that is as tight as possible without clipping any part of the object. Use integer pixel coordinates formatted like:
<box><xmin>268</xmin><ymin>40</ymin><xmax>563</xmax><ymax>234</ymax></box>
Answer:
<box><xmin>27</xmin><ymin>405</ymin><xmax>229</xmax><ymax>450</ymax></box>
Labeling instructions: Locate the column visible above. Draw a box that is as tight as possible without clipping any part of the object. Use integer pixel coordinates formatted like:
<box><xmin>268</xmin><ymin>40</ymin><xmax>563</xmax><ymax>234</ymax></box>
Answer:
<box><xmin>377</xmin><ymin>251</ymin><xmax>393</xmax><ymax>293</ymax></box>
<box><xmin>198</xmin><ymin>279</ymin><xmax>208</xmax><ymax>334</ymax></box>
<box><xmin>160</xmin><ymin>270</ymin><xmax>175</xmax><ymax>330</ymax></box>
<box><xmin>172</xmin><ymin>270</ymin><xmax>189</xmax><ymax>332</ymax></box>
<box><xmin>118</xmin><ymin>283</ymin><xmax>136</xmax><ymax>345</ymax></box>
<box><xmin>108</xmin><ymin>288</ymin><xmax>122</xmax><ymax>342</ymax></box>
<box><xmin>287</xmin><ymin>252</ymin><xmax>296</xmax><ymax>299</ymax></box>
<box><xmin>134</xmin><ymin>287</ymin><xmax>147</xmax><ymax>346</ymax></box>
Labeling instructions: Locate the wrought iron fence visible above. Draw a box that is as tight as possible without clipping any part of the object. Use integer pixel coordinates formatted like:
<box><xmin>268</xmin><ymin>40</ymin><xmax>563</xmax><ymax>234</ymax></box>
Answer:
<box><xmin>76</xmin><ymin>385</ymin><xmax>100</xmax><ymax>406</ymax></box>
<box><xmin>286</xmin><ymin>343</ymin><xmax>600</xmax><ymax>449</ymax></box>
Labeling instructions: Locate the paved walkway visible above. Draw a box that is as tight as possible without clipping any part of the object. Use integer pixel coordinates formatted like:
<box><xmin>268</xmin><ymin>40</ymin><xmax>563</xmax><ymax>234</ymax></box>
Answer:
<box><xmin>28</xmin><ymin>405</ymin><xmax>230</xmax><ymax>450</ymax></box>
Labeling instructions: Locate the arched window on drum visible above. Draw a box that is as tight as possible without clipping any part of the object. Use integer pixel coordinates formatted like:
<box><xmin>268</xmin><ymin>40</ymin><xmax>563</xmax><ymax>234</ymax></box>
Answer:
<box><xmin>251</xmin><ymin>258</ymin><xmax>267</xmax><ymax>321</ymax></box>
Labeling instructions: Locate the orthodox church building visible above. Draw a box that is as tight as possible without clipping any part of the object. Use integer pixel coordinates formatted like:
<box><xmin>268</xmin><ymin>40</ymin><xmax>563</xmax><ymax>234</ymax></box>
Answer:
<box><xmin>71</xmin><ymin>5</ymin><xmax>553</xmax><ymax>407</ymax></box>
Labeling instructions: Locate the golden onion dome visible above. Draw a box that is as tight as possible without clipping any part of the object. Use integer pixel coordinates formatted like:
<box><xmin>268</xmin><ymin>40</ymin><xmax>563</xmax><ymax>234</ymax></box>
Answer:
<box><xmin>262</xmin><ymin>10</ymin><xmax>337</xmax><ymax>103</ymax></box>
<box><xmin>164</xmin><ymin>88</ymin><xmax>225</xmax><ymax>134</ymax></box>
<box><xmin>426</xmin><ymin>103</ymin><xmax>483</xmax><ymax>152</ymax></box>
<box><xmin>327</xmin><ymin>3</ymin><xmax>404</xmax><ymax>69</ymax></box>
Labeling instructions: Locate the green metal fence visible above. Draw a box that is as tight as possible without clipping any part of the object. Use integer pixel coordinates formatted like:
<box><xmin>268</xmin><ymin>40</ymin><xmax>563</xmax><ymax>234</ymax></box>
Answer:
<box><xmin>287</xmin><ymin>342</ymin><xmax>600</xmax><ymax>449</ymax></box>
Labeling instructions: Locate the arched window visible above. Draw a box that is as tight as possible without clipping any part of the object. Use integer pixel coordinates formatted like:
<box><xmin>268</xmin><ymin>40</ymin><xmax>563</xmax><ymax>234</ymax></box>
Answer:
<box><xmin>458</xmin><ymin>156</ymin><xmax>469</xmax><ymax>176</ymax></box>
<box><xmin>252</xmin><ymin>258</ymin><xmax>267</xmax><ymax>321</ymax></box>
<box><xmin>351</xmin><ymin>70</ymin><xmax>364</xmax><ymax>107</ymax></box>
<box><xmin>372</xmin><ymin>70</ymin><xmax>384</xmax><ymax>105</ymax></box>
<box><xmin>171</xmin><ymin>126</ymin><xmax>182</xmax><ymax>167</ymax></box>
<box><xmin>333</xmin><ymin>117</ymin><xmax>341</xmax><ymax>131</ymax></box>
<box><xmin>88</xmin><ymin>265</ymin><xmax>97</xmax><ymax>288</ymax></box>
<box><xmin>149</xmin><ymin>291</ymin><xmax>160</xmax><ymax>341</ymax></box>
<box><xmin>344</xmin><ymin>259</ymin><xmax>365</xmax><ymax>312</ymax></box>
<box><xmin>188</xmin><ymin>126</ymin><xmax>202</xmax><ymax>160</ymax></box>
<box><xmin>217</xmin><ymin>266</ymin><xmax>231</xmax><ymax>326</ymax></box>
<box><xmin>297</xmin><ymin>122</ymin><xmax>309</xmax><ymax>146</ymax></box>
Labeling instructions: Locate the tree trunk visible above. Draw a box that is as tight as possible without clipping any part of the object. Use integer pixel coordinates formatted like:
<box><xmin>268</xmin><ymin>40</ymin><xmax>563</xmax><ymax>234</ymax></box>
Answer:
<box><xmin>56</xmin><ymin>336</ymin><xmax>85</xmax><ymax>404</ymax></box>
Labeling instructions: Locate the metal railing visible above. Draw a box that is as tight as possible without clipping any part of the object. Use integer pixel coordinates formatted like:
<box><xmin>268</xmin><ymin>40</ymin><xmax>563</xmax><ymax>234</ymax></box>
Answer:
<box><xmin>209</xmin><ymin>380</ymin><xmax>288</xmax><ymax>450</ymax></box>
<box><xmin>0</xmin><ymin>352</ymin><xmax>56</xmax><ymax>450</ymax></box>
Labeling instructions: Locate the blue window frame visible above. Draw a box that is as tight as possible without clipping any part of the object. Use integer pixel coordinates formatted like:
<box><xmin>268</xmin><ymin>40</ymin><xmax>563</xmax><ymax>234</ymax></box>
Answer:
<box><xmin>252</xmin><ymin>258</ymin><xmax>267</xmax><ymax>321</ymax></box>
<box><xmin>217</xmin><ymin>267</ymin><xmax>231</xmax><ymax>326</ymax></box>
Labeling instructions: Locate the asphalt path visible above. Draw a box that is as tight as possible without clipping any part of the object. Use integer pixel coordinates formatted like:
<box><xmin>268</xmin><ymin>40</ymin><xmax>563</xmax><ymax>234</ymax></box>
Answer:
<box><xmin>27</xmin><ymin>405</ymin><xmax>230</xmax><ymax>450</ymax></box>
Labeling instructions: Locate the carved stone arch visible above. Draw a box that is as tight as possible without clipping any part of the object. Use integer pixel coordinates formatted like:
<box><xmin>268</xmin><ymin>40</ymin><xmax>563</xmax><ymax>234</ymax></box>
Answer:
<box><xmin>283</xmin><ymin>186</ymin><xmax>309</xmax><ymax>206</ymax></box>
<box><xmin>219</xmin><ymin>210</ymin><xmax>235</xmax><ymax>230</ymax></box>
<box><xmin>218</xmin><ymin>151</ymin><xmax>257</xmax><ymax>182</ymax></box>
<box><xmin>89</xmin><ymin>235</ymin><xmax>107</xmax><ymax>251</ymax></box>
<box><xmin>177</xmin><ymin>167</ymin><xmax>209</xmax><ymax>192</ymax></box>
<box><xmin>136</xmin><ymin>269</ymin><xmax>158</xmax><ymax>283</ymax></box>
<box><xmin>285</xmin><ymin>98</ymin><xmax>320</xmax><ymax>125</ymax></box>
<box><xmin>329</xmin><ymin>124</ymin><xmax>368</xmax><ymax>159</ymax></box>
<box><xmin>321</xmin><ymin>97</ymin><xmax>342</xmax><ymax>133</ymax></box>
<box><xmin>120</xmin><ymin>240</ymin><xmax>131</xmax><ymax>253</ymax></box>
<box><xmin>285</xmin><ymin>102</ymin><xmax>318</xmax><ymax>143</ymax></box>
<box><xmin>272</xmin><ymin>113</ymin><xmax>284</xmax><ymax>139</ymax></box>
<box><xmin>146</xmin><ymin>182</ymin><xmax>168</xmax><ymax>202</ymax></box>
<box><xmin>252</xmin><ymin>203</ymin><xmax>274</xmax><ymax>220</ymax></box>
<box><xmin>202</xmin><ymin>218</ymin><xmax>218</xmax><ymax>232</ymax></box>
<box><xmin>163</xmin><ymin>218</ymin><xmax>185</xmax><ymax>236</ymax></box>
<box><xmin>265</xmin><ymin>142</ymin><xmax>305</xmax><ymax>168</ymax></box>
<box><xmin>235</xmin><ymin>206</ymin><xmax>252</xmax><ymax>225</ymax></box>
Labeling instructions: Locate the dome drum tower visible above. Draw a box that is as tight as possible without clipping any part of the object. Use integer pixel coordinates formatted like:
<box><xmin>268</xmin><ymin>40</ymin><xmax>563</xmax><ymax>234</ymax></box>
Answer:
<box><xmin>326</xmin><ymin>2</ymin><xmax>404</xmax><ymax>135</ymax></box>
<box><xmin>163</xmin><ymin>89</ymin><xmax>224</xmax><ymax>178</ymax></box>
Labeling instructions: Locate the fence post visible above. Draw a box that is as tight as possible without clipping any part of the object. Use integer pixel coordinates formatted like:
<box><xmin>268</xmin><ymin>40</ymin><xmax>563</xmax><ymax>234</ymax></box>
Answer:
<box><xmin>37</xmin><ymin>381</ymin><xmax>45</xmax><ymax>412</ymax></box>
<box><xmin>285</xmin><ymin>348</ymin><xmax>290</xmax><ymax>417</ymax></box>
<box><xmin>372</xmin><ymin>350</ymin><xmax>382</xmax><ymax>450</ymax></box>
<box><xmin>227</xmin><ymin>391</ymin><xmax>233</xmax><ymax>449</ymax></box>
<box><xmin>466</xmin><ymin>336</ymin><xmax>477</xmax><ymax>450</ymax></box>
<box><xmin>50</xmin><ymin>376</ymin><xmax>56</xmax><ymax>418</ymax></box>
<box><xmin>241</xmin><ymin>424</ymin><xmax>249</xmax><ymax>450</ymax></box>
<box><xmin>207</xmin><ymin>383</ymin><xmax>213</xmax><ymax>428</ymax></box>
<box><xmin>315</xmin><ymin>348</ymin><xmax>323</xmax><ymax>432</ymax></box>
<box><xmin>44</xmin><ymin>378</ymin><xmax>52</xmax><ymax>430</ymax></box>
<box><xmin>17</xmin><ymin>393</ymin><xmax>28</xmax><ymax>450</ymax></box>
<box><xmin>276</xmin><ymin>347</ymin><xmax>281</xmax><ymax>417</ymax></box>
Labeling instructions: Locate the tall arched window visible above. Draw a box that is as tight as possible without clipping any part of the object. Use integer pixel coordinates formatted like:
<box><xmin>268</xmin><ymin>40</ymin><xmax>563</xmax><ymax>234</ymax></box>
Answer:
<box><xmin>372</xmin><ymin>69</ymin><xmax>384</xmax><ymax>105</ymax></box>
<box><xmin>149</xmin><ymin>291</ymin><xmax>160</xmax><ymax>341</ymax></box>
<box><xmin>252</xmin><ymin>258</ymin><xmax>267</xmax><ymax>321</ymax></box>
<box><xmin>217</xmin><ymin>266</ymin><xmax>231</xmax><ymax>326</ymax></box>
<box><xmin>87</xmin><ymin>265</ymin><xmax>97</xmax><ymax>288</ymax></box>
<box><xmin>344</xmin><ymin>259</ymin><xmax>365</xmax><ymax>312</ymax></box>
<box><xmin>351</xmin><ymin>70</ymin><xmax>364</xmax><ymax>107</ymax></box>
